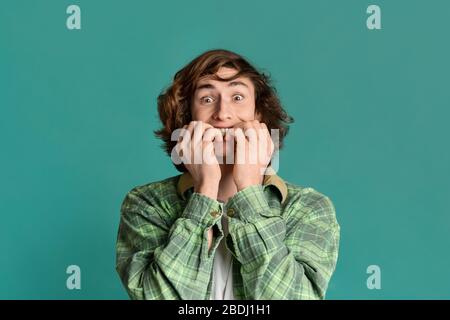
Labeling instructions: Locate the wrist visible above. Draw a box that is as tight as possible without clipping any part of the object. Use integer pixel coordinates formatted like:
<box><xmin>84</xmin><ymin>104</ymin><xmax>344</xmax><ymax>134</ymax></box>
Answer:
<box><xmin>236</xmin><ymin>179</ymin><xmax>262</xmax><ymax>191</ymax></box>
<box><xmin>195</xmin><ymin>182</ymin><xmax>219</xmax><ymax>200</ymax></box>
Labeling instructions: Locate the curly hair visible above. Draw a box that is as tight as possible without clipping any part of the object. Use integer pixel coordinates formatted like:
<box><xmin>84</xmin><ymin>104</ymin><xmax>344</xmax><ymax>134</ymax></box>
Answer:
<box><xmin>154</xmin><ymin>49</ymin><xmax>294</xmax><ymax>172</ymax></box>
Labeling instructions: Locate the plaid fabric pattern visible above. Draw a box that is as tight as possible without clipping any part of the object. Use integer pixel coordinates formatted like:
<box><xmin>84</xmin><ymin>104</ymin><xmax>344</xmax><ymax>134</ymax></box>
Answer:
<box><xmin>116</xmin><ymin>173</ymin><xmax>340</xmax><ymax>300</ymax></box>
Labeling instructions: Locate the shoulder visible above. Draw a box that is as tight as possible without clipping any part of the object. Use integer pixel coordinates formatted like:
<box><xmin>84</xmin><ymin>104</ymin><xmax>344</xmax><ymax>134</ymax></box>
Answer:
<box><xmin>282</xmin><ymin>179</ymin><xmax>337</xmax><ymax>223</ymax></box>
<box><xmin>120</xmin><ymin>175</ymin><xmax>183</xmax><ymax>223</ymax></box>
<box><xmin>125</xmin><ymin>175</ymin><xmax>180</xmax><ymax>202</ymax></box>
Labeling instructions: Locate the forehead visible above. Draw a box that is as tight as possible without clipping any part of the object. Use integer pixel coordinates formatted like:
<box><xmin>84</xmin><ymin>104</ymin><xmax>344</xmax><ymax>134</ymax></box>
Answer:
<box><xmin>195</xmin><ymin>67</ymin><xmax>253</xmax><ymax>91</ymax></box>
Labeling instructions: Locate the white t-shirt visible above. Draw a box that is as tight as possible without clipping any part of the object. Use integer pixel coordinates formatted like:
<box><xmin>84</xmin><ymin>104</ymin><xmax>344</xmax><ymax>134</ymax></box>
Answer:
<box><xmin>210</xmin><ymin>206</ymin><xmax>235</xmax><ymax>300</ymax></box>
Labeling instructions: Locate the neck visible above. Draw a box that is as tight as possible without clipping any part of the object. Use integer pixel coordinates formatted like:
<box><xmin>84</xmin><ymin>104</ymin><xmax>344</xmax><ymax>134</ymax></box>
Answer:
<box><xmin>217</xmin><ymin>164</ymin><xmax>237</xmax><ymax>203</ymax></box>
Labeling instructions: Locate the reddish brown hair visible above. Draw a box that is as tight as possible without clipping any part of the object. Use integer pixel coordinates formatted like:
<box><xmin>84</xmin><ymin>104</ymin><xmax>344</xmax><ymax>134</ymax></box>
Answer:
<box><xmin>154</xmin><ymin>49</ymin><xmax>294</xmax><ymax>172</ymax></box>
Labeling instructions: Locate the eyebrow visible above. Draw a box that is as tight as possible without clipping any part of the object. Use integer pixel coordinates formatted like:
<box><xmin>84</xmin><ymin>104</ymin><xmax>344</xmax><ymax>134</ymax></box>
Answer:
<box><xmin>196</xmin><ymin>80</ymin><xmax>249</xmax><ymax>91</ymax></box>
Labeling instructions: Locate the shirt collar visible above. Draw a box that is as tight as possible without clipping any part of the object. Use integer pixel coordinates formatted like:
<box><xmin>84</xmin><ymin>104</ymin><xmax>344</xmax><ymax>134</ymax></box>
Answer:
<box><xmin>177</xmin><ymin>171</ymin><xmax>288</xmax><ymax>204</ymax></box>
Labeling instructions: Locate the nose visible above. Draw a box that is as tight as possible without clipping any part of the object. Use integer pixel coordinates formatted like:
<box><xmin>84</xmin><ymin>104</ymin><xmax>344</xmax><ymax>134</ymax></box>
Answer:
<box><xmin>213</xmin><ymin>97</ymin><xmax>233</xmax><ymax>121</ymax></box>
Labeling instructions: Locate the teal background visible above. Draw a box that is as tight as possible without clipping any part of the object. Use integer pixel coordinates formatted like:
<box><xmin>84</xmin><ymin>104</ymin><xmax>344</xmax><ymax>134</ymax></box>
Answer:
<box><xmin>1</xmin><ymin>0</ymin><xmax>449</xmax><ymax>299</ymax></box>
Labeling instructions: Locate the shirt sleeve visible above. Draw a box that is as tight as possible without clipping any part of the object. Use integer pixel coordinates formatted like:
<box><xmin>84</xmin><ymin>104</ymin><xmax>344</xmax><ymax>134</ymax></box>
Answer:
<box><xmin>225</xmin><ymin>185</ymin><xmax>340</xmax><ymax>300</ymax></box>
<box><xmin>115</xmin><ymin>188</ymin><xmax>224</xmax><ymax>300</ymax></box>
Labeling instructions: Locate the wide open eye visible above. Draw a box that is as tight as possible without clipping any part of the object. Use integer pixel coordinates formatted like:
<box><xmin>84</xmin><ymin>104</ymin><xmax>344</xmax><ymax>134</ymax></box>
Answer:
<box><xmin>233</xmin><ymin>94</ymin><xmax>244</xmax><ymax>102</ymax></box>
<box><xmin>201</xmin><ymin>96</ymin><xmax>215</xmax><ymax>104</ymax></box>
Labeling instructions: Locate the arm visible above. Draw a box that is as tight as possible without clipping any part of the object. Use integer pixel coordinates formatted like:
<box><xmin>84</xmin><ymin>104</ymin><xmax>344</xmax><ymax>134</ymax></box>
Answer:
<box><xmin>225</xmin><ymin>185</ymin><xmax>340</xmax><ymax>299</ymax></box>
<box><xmin>115</xmin><ymin>188</ymin><xmax>224</xmax><ymax>300</ymax></box>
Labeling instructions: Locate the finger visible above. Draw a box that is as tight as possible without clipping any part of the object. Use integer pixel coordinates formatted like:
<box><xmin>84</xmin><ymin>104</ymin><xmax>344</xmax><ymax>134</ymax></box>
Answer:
<box><xmin>244</xmin><ymin>125</ymin><xmax>258</xmax><ymax>165</ymax></box>
<box><xmin>181</xmin><ymin>121</ymin><xmax>196</xmax><ymax>147</ymax></box>
<box><xmin>260</xmin><ymin>122</ymin><xmax>269</xmax><ymax>135</ymax></box>
<box><xmin>259</xmin><ymin>122</ymin><xmax>272</xmax><ymax>155</ymax></box>
<box><xmin>177</xmin><ymin>124</ymin><xmax>189</xmax><ymax>143</ymax></box>
<box><xmin>231</xmin><ymin>121</ymin><xmax>249</xmax><ymax>137</ymax></box>
<box><xmin>234</xmin><ymin>128</ymin><xmax>248</xmax><ymax>165</ymax></box>
<box><xmin>191</xmin><ymin>121</ymin><xmax>208</xmax><ymax>164</ymax></box>
<box><xmin>203</xmin><ymin>128</ymin><xmax>222</xmax><ymax>164</ymax></box>
<box><xmin>180</xmin><ymin>121</ymin><xmax>196</xmax><ymax>163</ymax></box>
<box><xmin>265</xmin><ymin>123</ymin><xmax>278</xmax><ymax>154</ymax></box>
<box><xmin>192</xmin><ymin>121</ymin><xmax>215</xmax><ymax>146</ymax></box>
<box><xmin>232</xmin><ymin>121</ymin><xmax>255</xmax><ymax>142</ymax></box>
<box><xmin>203</xmin><ymin>127</ymin><xmax>222</xmax><ymax>143</ymax></box>
<box><xmin>192</xmin><ymin>121</ymin><xmax>203</xmax><ymax>146</ymax></box>
<box><xmin>246</xmin><ymin>120</ymin><xmax>262</xmax><ymax>142</ymax></box>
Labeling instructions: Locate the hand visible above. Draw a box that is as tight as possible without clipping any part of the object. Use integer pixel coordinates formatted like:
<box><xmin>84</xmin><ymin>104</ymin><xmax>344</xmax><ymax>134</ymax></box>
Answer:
<box><xmin>231</xmin><ymin>120</ymin><xmax>274</xmax><ymax>191</ymax></box>
<box><xmin>175</xmin><ymin>121</ymin><xmax>223</xmax><ymax>199</ymax></box>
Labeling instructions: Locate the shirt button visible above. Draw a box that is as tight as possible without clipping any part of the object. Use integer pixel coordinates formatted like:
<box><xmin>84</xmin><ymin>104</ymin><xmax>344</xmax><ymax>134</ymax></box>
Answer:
<box><xmin>227</xmin><ymin>208</ymin><xmax>235</xmax><ymax>217</ymax></box>
<box><xmin>210</xmin><ymin>210</ymin><xmax>220</xmax><ymax>218</ymax></box>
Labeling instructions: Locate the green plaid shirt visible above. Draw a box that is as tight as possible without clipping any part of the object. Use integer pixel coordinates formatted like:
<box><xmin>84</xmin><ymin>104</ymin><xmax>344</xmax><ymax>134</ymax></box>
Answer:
<box><xmin>116</xmin><ymin>172</ymin><xmax>340</xmax><ymax>300</ymax></box>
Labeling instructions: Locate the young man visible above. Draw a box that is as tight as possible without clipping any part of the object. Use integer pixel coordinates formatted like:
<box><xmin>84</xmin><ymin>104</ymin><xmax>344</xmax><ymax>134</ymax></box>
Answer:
<box><xmin>115</xmin><ymin>49</ymin><xmax>340</xmax><ymax>300</ymax></box>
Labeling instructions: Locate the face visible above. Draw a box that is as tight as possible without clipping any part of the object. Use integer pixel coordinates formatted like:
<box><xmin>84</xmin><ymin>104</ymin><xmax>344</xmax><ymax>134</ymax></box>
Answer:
<box><xmin>191</xmin><ymin>67</ymin><xmax>258</xmax><ymax>123</ymax></box>
<box><xmin>191</xmin><ymin>67</ymin><xmax>260</xmax><ymax>159</ymax></box>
